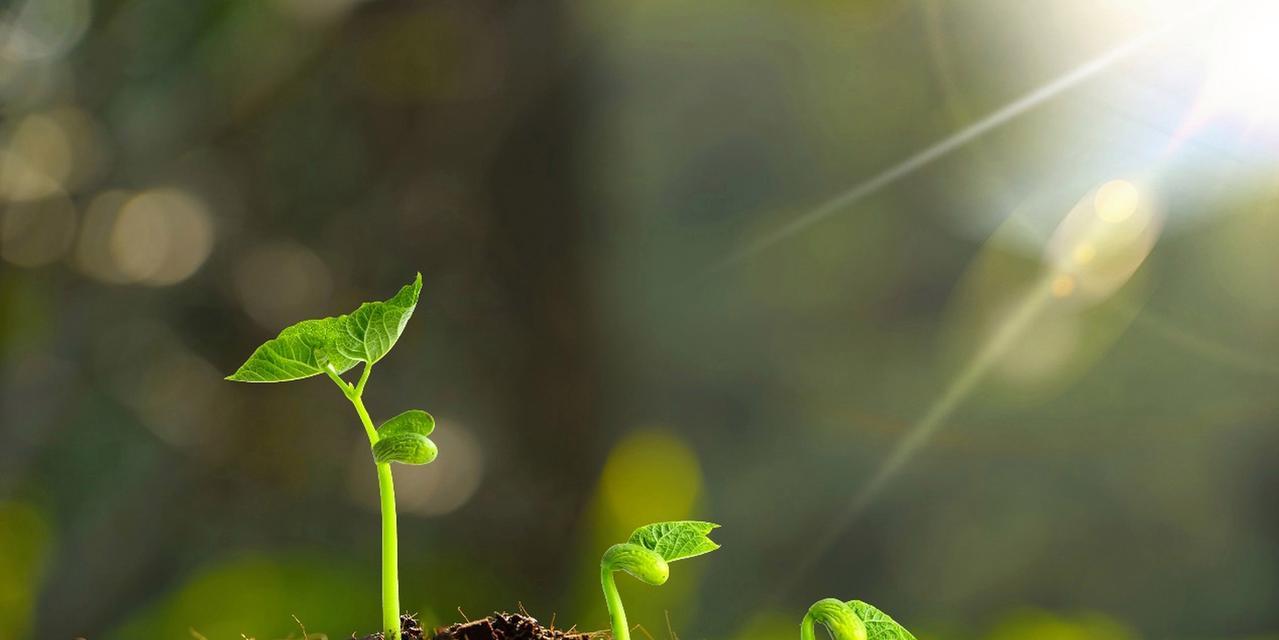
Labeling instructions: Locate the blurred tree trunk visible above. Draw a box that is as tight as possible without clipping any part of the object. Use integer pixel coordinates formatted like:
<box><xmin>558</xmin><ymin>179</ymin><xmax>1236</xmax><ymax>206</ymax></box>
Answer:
<box><xmin>478</xmin><ymin>2</ymin><xmax>600</xmax><ymax>582</ymax></box>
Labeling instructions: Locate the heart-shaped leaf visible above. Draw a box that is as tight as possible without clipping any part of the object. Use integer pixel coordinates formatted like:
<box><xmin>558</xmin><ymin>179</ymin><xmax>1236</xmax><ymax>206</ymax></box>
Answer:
<box><xmin>847</xmin><ymin>600</ymin><xmax>916</xmax><ymax>640</ymax></box>
<box><xmin>372</xmin><ymin>410</ymin><xmax>437</xmax><ymax>465</ymax></box>
<box><xmin>227</xmin><ymin>274</ymin><xmax>422</xmax><ymax>383</ymax></box>
<box><xmin>627</xmin><ymin>521</ymin><xmax>720</xmax><ymax>563</ymax></box>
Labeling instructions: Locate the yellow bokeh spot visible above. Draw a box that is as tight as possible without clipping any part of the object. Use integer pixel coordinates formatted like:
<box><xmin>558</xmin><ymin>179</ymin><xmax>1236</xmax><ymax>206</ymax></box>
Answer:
<box><xmin>1071</xmin><ymin>243</ymin><xmax>1096</xmax><ymax>265</ymax></box>
<box><xmin>1094</xmin><ymin>179</ymin><xmax>1139</xmax><ymax>223</ymax></box>
<box><xmin>601</xmin><ymin>428</ymin><xmax>703</xmax><ymax>526</ymax></box>
<box><xmin>1051</xmin><ymin>275</ymin><xmax>1076</xmax><ymax>298</ymax></box>
<box><xmin>987</xmin><ymin>609</ymin><xmax>1137</xmax><ymax>640</ymax></box>
<box><xmin>732</xmin><ymin>610</ymin><xmax>796</xmax><ymax>640</ymax></box>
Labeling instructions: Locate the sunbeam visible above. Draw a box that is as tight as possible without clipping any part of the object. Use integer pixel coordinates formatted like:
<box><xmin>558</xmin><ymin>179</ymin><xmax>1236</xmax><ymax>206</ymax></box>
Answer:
<box><xmin>764</xmin><ymin>176</ymin><xmax>1166</xmax><ymax>604</ymax></box>
<box><xmin>768</xmin><ymin>275</ymin><xmax>1056</xmax><ymax>603</ymax></box>
<box><xmin>703</xmin><ymin>5</ymin><xmax>1211</xmax><ymax>276</ymax></box>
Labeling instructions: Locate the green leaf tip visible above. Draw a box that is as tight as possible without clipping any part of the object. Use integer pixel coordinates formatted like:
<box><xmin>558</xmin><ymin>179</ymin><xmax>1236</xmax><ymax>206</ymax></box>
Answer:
<box><xmin>627</xmin><ymin>520</ymin><xmax>721</xmax><ymax>563</ymax></box>
<box><xmin>226</xmin><ymin>273</ymin><xmax>423</xmax><ymax>383</ymax></box>
<box><xmin>846</xmin><ymin>600</ymin><xmax>916</xmax><ymax>640</ymax></box>
<box><xmin>373</xmin><ymin>409</ymin><xmax>438</xmax><ymax>465</ymax></box>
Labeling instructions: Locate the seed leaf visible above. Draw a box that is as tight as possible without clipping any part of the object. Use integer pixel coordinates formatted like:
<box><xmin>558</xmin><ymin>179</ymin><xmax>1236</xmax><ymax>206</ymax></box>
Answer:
<box><xmin>377</xmin><ymin>409</ymin><xmax>436</xmax><ymax>438</ymax></box>
<box><xmin>373</xmin><ymin>410</ymin><xmax>437</xmax><ymax>465</ymax></box>
<box><xmin>846</xmin><ymin>601</ymin><xmax>916</xmax><ymax>640</ymax></box>
<box><xmin>227</xmin><ymin>274</ymin><xmax>422</xmax><ymax>383</ymax></box>
<box><xmin>627</xmin><ymin>521</ymin><xmax>720</xmax><ymax>563</ymax></box>
<box><xmin>373</xmin><ymin>434</ymin><xmax>437</xmax><ymax>465</ymax></box>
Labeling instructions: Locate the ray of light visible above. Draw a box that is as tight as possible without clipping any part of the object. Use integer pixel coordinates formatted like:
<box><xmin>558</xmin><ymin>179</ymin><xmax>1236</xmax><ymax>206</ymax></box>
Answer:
<box><xmin>1133</xmin><ymin>308</ymin><xmax>1279</xmax><ymax>376</ymax></box>
<box><xmin>703</xmin><ymin>9</ymin><xmax>1204</xmax><ymax>276</ymax></box>
<box><xmin>770</xmin><ymin>275</ymin><xmax>1057</xmax><ymax>599</ymax></box>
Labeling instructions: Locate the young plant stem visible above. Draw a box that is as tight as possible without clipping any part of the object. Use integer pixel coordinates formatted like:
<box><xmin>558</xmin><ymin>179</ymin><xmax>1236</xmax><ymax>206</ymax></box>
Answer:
<box><xmin>374</xmin><ymin>461</ymin><xmax>399</xmax><ymax>639</ymax></box>
<box><xmin>329</xmin><ymin>364</ymin><xmax>401</xmax><ymax>640</ymax></box>
<box><xmin>600</xmin><ymin>565</ymin><xmax>629</xmax><ymax>640</ymax></box>
<box><xmin>599</xmin><ymin>542</ymin><xmax>670</xmax><ymax>640</ymax></box>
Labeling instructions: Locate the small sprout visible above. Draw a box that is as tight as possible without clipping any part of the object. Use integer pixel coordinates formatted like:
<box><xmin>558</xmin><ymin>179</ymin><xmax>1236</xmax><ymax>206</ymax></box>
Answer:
<box><xmin>801</xmin><ymin>598</ymin><xmax>916</xmax><ymax>640</ymax></box>
<box><xmin>600</xmin><ymin>521</ymin><xmax>720</xmax><ymax>640</ymax></box>
<box><xmin>802</xmin><ymin>598</ymin><xmax>867</xmax><ymax>640</ymax></box>
<box><xmin>227</xmin><ymin>273</ymin><xmax>429</xmax><ymax>640</ymax></box>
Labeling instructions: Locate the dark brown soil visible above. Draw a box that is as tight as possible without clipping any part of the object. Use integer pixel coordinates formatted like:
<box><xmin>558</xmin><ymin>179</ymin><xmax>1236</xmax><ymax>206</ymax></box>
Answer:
<box><xmin>356</xmin><ymin>612</ymin><xmax>596</xmax><ymax>640</ymax></box>
<box><xmin>432</xmin><ymin>612</ymin><xmax>596</xmax><ymax>640</ymax></box>
<box><xmin>354</xmin><ymin>614</ymin><xmax>426</xmax><ymax>640</ymax></box>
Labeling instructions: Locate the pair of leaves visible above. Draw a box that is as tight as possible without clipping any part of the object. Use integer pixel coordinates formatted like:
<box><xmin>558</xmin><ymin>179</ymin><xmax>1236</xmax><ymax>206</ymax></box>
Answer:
<box><xmin>847</xmin><ymin>600</ymin><xmax>916</xmax><ymax>640</ymax></box>
<box><xmin>603</xmin><ymin>521</ymin><xmax>721</xmax><ymax>587</ymax></box>
<box><xmin>373</xmin><ymin>410</ymin><xmax>437</xmax><ymax>465</ymax></box>
<box><xmin>627</xmin><ymin>521</ymin><xmax>720</xmax><ymax>563</ymax></box>
<box><xmin>226</xmin><ymin>274</ymin><xmax>422</xmax><ymax>383</ymax></box>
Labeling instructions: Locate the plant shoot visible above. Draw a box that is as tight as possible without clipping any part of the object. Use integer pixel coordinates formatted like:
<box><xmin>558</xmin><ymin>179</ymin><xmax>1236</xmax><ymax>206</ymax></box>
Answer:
<box><xmin>801</xmin><ymin>598</ymin><xmax>916</xmax><ymax>640</ymax></box>
<box><xmin>599</xmin><ymin>521</ymin><xmax>720</xmax><ymax>640</ymax></box>
<box><xmin>227</xmin><ymin>273</ymin><xmax>432</xmax><ymax>640</ymax></box>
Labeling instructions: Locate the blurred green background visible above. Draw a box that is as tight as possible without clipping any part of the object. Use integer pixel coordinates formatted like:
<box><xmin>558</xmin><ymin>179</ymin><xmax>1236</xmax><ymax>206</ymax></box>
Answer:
<box><xmin>1</xmin><ymin>0</ymin><xmax>1277</xmax><ymax>638</ymax></box>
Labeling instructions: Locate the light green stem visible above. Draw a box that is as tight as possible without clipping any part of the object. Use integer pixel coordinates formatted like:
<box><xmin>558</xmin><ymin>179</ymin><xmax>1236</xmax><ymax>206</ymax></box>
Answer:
<box><xmin>374</xmin><ymin>460</ymin><xmax>399</xmax><ymax>638</ymax></box>
<box><xmin>601</xmin><ymin>565</ymin><xmax>629</xmax><ymax>640</ymax></box>
<box><xmin>599</xmin><ymin>543</ymin><xmax>668</xmax><ymax>640</ymax></box>
<box><xmin>329</xmin><ymin>365</ymin><xmax>400</xmax><ymax>640</ymax></box>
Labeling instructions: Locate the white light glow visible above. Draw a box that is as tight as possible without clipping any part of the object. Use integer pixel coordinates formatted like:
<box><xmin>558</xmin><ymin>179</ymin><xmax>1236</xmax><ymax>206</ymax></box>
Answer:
<box><xmin>1193</xmin><ymin>1</ymin><xmax>1279</xmax><ymax>131</ymax></box>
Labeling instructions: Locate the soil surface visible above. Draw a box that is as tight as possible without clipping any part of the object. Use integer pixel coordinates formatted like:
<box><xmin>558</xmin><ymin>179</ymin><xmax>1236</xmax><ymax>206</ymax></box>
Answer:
<box><xmin>354</xmin><ymin>614</ymin><xmax>426</xmax><ymax>640</ymax></box>
<box><xmin>356</xmin><ymin>612</ymin><xmax>596</xmax><ymax>640</ymax></box>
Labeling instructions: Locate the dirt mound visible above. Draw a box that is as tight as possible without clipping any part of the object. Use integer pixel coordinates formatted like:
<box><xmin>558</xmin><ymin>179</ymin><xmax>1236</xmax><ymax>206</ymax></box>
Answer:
<box><xmin>357</xmin><ymin>612</ymin><xmax>595</xmax><ymax>640</ymax></box>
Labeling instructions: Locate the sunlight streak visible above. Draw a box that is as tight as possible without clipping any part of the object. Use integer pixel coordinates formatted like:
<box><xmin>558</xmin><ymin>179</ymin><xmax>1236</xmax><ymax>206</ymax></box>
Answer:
<box><xmin>1133</xmin><ymin>308</ymin><xmax>1279</xmax><ymax>376</ymax></box>
<box><xmin>769</xmin><ymin>177</ymin><xmax>1167</xmax><ymax>600</ymax></box>
<box><xmin>772</xmin><ymin>276</ymin><xmax>1057</xmax><ymax>598</ymax></box>
<box><xmin>704</xmin><ymin>7</ymin><xmax>1207</xmax><ymax>276</ymax></box>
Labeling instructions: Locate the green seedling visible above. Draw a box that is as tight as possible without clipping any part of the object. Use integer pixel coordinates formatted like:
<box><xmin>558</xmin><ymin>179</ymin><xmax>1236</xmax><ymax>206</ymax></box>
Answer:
<box><xmin>801</xmin><ymin>598</ymin><xmax>916</xmax><ymax>640</ymax></box>
<box><xmin>600</xmin><ymin>521</ymin><xmax>720</xmax><ymax>640</ymax></box>
<box><xmin>226</xmin><ymin>273</ymin><xmax>431</xmax><ymax>640</ymax></box>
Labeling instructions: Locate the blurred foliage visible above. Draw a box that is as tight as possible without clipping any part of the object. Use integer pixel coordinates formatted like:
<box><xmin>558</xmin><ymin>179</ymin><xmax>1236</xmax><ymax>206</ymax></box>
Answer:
<box><xmin>0</xmin><ymin>502</ymin><xmax>51</xmax><ymax>639</ymax></box>
<box><xmin>108</xmin><ymin>554</ymin><xmax>373</xmax><ymax>640</ymax></box>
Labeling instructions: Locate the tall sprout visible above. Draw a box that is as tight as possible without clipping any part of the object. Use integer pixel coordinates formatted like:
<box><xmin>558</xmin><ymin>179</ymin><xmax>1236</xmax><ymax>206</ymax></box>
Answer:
<box><xmin>227</xmin><ymin>274</ymin><xmax>434</xmax><ymax>640</ymax></box>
